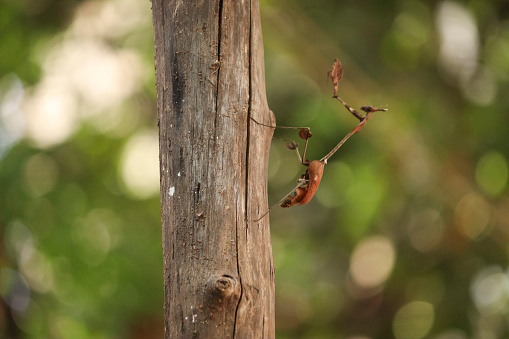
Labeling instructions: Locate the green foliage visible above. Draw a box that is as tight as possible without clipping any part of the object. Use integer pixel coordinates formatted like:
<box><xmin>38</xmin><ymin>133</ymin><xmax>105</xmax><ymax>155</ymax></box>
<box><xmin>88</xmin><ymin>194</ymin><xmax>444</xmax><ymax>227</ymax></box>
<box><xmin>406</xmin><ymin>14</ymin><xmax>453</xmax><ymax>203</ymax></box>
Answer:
<box><xmin>1</xmin><ymin>0</ymin><xmax>509</xmax><ymax>338</ymax></box>
<box><xmin>263</xmin><ymin>0</ymin><xmax>509</xmax><ymax>338</ymax></box>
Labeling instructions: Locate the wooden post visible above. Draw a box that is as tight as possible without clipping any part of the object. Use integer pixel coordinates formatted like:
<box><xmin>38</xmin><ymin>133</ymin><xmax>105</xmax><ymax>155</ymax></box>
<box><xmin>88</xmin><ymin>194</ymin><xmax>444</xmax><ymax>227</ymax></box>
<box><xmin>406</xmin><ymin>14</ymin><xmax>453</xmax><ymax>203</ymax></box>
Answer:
<box><xmin>152</xmin><ymin>0</ymin><xmax>275</xmax><ymax>337</ymax></box>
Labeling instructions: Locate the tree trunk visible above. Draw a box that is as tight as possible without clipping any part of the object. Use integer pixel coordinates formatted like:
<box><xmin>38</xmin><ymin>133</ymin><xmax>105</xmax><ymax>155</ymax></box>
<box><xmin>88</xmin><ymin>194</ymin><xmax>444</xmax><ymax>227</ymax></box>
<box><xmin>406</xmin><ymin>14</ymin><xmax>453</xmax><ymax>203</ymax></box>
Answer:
<box><xmin>152</xmin><ymin>0</ymin><xmax>275</xmax><ymax>338</ymax></box>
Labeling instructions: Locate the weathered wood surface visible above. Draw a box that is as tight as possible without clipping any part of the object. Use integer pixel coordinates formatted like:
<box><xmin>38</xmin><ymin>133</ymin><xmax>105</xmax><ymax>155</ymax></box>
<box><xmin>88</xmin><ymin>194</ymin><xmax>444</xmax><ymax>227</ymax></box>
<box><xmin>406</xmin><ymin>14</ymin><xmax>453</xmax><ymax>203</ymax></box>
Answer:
<box><xmin>152</xmin><ymin>0</ymin><xmax>275</xmax><ymax>337</ymax></box>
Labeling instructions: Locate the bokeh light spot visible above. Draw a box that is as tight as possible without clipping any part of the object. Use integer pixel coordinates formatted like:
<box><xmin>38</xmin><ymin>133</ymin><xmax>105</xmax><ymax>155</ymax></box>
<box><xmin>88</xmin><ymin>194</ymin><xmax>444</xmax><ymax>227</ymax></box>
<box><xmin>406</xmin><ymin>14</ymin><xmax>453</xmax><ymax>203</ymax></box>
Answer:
<box><xmin>435</xmin><ymin>329</ymin><xmax>467</xmax><ymax>339</ymax></box>
<box><xmin>407</xmin><ymin>209</ymin><xmax>444</xmax><ymax>253</ymax></box>
<box><xmin>23</xmin><ymin>86</ymin><xmax>79</xmax><ymax>148</ymax></box>
<box><xmin>0</xmin><ymin>74</ymin><xmax>25</xmax><ymax>156</ymax></box>
<box><xmin>350</xmin><ymin>236</ymin><xmax>395</xmax><ymax>289</ymax></box>
<box><xmin>119</xmin><ymin>129</ymin><xmax>159</xmax><ymax>199</ymax></box>
<box><xmin>72</xmin><ymin>209</ymin><xmax>122</xmax><ymax>266</ymax></box>
<box><xmin>23</xmin><ymin>153</ymin><xmax>59</xmax><ymax>197</ymax></box>
<box><xmin>393</xmin><ymin>9</ymin><xmax>429</xmax><ymax>49</ymax></box>
<box><xmin>463</xmin><ymin>66</ymin><xmax>496</xmax><ymax>106</ymax></box>
<box><xmin>0</xmin><ymin>268</ymin><xmax>31</xmax><ymax>313</ymax></box>
<box><xmin>52</xmin><ymin>315</ymin><xmax>91</xmax><ymax>339</ymax></box>
<box><xmin>316</xmin><ymin>161</ymin><xmax>353</xmax><ymax>208</ymax></box>
<box><xmin>455</xmin><ymin>192</ymin><xmax>491</xmax><ymax>240</ymax></box>
<box><xmin>406</xmin><ymin>274</ymin><xmax>445</xmax><ymax>306</ymax></box>
<box><xmin>436</xmin><ymin>1</ymin><xmax>479</xmax><ymax>85</ymax></box>
<box><xmin>19</xmin><ymin>248</ymin><xmax>55</xmax><ymax>293</ymax></box>
<box><xmin>470</xmin><ymin>266</ymin><xmax>509</xmax><ymax>314</ymax></box>
<box><xmin>475</xmin><ymin>150</ymin><xmax>508</xmax><ymax>197</ymax></box>
<box><xmin>393</xmin><ymin>301</ymin><xmax>435</xmax><ymax>339</ymax></box>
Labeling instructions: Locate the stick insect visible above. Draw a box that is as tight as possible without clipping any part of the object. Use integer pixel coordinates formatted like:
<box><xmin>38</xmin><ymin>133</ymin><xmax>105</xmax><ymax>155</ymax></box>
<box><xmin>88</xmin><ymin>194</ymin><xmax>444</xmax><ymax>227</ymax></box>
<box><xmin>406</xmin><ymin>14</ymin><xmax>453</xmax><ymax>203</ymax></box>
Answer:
<box><xmin>253</xmin><ymin>59</ymin><xmax>387</xmax><ymax>221</ymax></box>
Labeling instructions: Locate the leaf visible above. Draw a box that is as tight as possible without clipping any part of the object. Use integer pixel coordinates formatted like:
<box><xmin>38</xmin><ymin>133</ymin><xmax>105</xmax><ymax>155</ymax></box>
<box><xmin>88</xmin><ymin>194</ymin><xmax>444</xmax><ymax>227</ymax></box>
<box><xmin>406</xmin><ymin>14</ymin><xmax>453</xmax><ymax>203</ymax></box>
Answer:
<box><xmin>280</xmin><ymin>160</ymin><xmax>325</xmax><ymax>208</ymax></box>
<box><xmin>327</xmin><ymin>58</ymin><xmax>343</xmax><ymax>97</ymax></box>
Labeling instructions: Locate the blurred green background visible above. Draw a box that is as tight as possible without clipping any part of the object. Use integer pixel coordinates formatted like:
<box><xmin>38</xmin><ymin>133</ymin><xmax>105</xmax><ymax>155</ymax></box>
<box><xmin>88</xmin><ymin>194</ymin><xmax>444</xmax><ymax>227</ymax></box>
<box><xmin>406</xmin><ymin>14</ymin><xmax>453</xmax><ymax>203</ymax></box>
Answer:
<box><xmin>1</xmin><ymin>0</ymin><xmax>509</xmax><ymax>338</ymax></box>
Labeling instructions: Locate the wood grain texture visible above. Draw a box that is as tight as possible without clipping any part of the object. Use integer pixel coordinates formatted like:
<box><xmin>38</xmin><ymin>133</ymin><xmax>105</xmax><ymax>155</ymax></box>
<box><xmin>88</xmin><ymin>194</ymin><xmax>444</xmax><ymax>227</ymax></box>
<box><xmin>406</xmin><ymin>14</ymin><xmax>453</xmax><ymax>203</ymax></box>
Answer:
<box><xmin>152</xmin><ymin>0</ymin><xmax>275</xmax><ymax>337</ymax></box>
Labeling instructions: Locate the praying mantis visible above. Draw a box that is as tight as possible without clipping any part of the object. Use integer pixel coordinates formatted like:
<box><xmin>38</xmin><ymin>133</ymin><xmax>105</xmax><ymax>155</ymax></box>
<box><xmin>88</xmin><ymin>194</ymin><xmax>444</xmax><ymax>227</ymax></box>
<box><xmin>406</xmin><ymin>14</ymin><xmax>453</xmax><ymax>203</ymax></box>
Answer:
<box><xmin>253</xmin><ymin>59</ymin><xmax>387</xmax><ymax>221</ymax></box>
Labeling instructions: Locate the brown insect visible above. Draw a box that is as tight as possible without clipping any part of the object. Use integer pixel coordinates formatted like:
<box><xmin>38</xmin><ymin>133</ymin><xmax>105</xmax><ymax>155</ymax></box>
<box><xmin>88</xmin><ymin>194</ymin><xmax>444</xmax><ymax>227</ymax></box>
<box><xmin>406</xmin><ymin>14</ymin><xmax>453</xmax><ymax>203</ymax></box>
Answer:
<box><xmin>253</xmin><ymin>59</ymin><xmax>387</xmax><ymax>221</ymax></box>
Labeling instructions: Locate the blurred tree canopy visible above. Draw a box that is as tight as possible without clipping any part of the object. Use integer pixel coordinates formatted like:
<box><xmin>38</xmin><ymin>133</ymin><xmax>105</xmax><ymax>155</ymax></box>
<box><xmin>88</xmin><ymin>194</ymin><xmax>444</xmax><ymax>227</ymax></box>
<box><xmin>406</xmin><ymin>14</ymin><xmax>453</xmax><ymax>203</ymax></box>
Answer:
<box><xmin>1</xmin><ymin>0</ymin><xmax>509</xmax><ymax>338</ymax></box>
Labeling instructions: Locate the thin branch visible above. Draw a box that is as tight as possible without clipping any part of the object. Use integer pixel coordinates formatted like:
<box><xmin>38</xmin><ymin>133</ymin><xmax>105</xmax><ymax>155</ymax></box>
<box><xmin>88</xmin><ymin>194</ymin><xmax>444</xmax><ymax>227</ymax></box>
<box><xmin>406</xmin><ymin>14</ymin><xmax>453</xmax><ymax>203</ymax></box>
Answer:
<box><xmin>334</xmin><ymin>96</ymin><xmax>364</xmax><ymax>121</ymax></box>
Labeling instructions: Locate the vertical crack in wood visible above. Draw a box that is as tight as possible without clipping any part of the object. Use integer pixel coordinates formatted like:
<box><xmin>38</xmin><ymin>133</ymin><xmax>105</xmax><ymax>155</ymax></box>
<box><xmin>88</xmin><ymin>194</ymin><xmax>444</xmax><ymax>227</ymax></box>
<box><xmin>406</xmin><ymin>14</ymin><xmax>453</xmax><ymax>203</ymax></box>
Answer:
<box><xmin>213</xmin><ymin>0</ymin><xmax>223</xmax><ymax>135</ymax></box>
<box><xmin>232</xmin><ymin>207</ymin><xmax>242</xmax><ymax>338</ymax></box>
<box><xmin>244</xmin><ymin>0</ymin><xmax>253</xmax><ymax>239</ymax></box>
<box><xmin>216</xmin><ymin>0</ymin><xmax>223</xmax><ymax>84</ymax></box>
<box><xmin>233</xmin><ymin>1</ymin><xmax>254</xmax><ymax>337</ymax></box>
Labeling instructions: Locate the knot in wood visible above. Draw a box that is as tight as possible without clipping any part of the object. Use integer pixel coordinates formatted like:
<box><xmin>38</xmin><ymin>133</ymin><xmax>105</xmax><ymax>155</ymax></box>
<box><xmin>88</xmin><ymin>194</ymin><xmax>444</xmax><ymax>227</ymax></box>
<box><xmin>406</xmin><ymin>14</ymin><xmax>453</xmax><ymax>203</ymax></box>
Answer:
<box><xmin>208</xmin><ymin>274</ymin><xmax>238</xmax><ymax>299</ymax></box>
<box><xmin>215</xmin><ymin>275</ymin><xmax>235</xmax><ymax>296</ymax></box>
<box><xmin>216</xmin><ymin>276</ymin><xmax>232</xmax><ymax>291</ymax></box>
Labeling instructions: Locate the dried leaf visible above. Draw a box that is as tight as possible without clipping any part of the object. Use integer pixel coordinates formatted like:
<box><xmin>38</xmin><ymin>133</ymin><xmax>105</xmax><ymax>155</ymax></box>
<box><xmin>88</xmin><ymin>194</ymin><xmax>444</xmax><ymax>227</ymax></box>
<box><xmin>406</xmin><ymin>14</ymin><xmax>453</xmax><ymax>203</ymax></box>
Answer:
<box><xmin>280</xmin><ymin>187</ymin><xmax>306</xmax><ymax>208</ymax></box>
<box><xmin>298</xmin><ymin>160</ymin><xmax>325</xmax><ymax>205</ymax></box>
<box><xmin>327</xmin><ymin>58</ymin><xmax>343</xmax><ymax>97</ymax></box>
<box><xmin>298</xmin><ymin>128</ymin><xmax>312</xmax><ymax>140</ymax></box>
<box><xmin>280</xmin><ymin>160</ymin><xmax>325</xmax><ymax>208</ymax></box>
